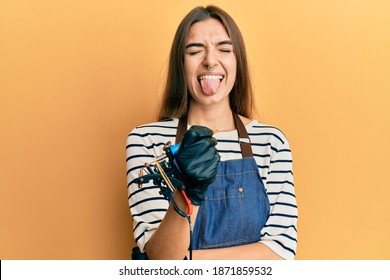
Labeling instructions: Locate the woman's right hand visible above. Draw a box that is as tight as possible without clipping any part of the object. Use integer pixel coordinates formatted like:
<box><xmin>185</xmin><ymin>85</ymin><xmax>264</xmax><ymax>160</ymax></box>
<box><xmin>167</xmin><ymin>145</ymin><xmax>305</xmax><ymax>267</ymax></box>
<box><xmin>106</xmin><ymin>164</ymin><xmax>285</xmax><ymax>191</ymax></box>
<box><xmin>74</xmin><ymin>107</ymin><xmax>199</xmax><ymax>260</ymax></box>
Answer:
<box><xmin>175</xmin><ymin>125</ymin><xmax>220</xmax><ymax>205</ymax></box>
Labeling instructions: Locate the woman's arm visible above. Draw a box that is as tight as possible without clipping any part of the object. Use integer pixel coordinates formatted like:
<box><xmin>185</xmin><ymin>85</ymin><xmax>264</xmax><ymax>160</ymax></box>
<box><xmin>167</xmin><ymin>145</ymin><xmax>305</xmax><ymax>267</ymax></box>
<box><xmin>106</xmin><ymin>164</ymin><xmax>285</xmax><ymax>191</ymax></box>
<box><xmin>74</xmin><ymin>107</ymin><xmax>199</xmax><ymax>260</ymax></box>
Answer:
<box><xmin>255</xmin><ymin>126</ymin><xmax>298</xmax><ymax>260</ymax></box>
<box><xmin>145</xmin><ymin>191</ymin><xmax>200</xmax><ymax>260</ymax></box>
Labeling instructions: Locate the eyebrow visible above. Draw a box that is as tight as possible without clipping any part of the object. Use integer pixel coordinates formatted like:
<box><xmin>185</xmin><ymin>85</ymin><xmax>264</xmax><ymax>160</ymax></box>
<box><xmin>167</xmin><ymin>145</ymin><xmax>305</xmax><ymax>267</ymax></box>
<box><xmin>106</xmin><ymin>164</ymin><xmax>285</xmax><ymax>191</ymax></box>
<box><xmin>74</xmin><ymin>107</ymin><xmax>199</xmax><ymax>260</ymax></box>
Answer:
<box><xmin>185</xmin><ymin>40</ymin><xmax>233</xmax><ymax>49</ymax></box>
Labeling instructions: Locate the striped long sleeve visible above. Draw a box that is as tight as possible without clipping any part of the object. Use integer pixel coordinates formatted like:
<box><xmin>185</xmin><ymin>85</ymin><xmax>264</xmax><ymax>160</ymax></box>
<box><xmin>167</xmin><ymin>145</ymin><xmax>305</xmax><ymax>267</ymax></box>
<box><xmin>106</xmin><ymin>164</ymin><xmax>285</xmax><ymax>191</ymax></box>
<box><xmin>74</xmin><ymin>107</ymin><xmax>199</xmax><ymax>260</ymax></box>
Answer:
<box><xmin>251</xmin><ymin>125</ymin><xmax>297</xmax><ymax>260</ymax></box>
<box><xmin>126</xmin><ymin>121</ymin><xmax>177</xmax><ymax>252</ymax></box>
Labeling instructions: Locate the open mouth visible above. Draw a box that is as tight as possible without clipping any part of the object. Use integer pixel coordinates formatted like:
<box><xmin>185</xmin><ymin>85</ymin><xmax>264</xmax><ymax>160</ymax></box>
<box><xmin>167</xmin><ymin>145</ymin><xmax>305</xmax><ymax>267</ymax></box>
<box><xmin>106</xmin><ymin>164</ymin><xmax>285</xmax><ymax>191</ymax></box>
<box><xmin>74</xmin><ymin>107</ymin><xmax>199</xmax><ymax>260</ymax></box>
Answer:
<box><xmin>197</xmin><ymin>74</ymin><xmax>224</xmax><ymax>95</ymax></box>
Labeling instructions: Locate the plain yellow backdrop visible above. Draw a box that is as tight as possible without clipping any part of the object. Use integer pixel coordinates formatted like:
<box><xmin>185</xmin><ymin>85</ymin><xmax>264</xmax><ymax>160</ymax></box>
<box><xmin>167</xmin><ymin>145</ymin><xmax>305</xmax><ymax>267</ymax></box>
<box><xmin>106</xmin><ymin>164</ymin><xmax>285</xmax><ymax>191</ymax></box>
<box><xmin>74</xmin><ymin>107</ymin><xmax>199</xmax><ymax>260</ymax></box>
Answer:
<box><xmin>1</xmin><ymin>0</ymin><xmax>389</xmax><ymax>259</ymax></box>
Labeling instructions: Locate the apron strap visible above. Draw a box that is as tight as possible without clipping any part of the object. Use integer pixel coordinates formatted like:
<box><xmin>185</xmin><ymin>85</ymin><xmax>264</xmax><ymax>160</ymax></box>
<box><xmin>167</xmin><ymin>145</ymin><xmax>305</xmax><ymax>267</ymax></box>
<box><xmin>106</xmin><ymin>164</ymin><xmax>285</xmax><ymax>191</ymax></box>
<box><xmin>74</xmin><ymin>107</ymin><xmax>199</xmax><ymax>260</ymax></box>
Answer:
<box><xmin>233</xmin><ymin>113</ymin><xmax>253</xmax><ymax>158</ymax></box>
<box><xmin>176</xmin><ymin>113</ymin><xmax>253</xmax><ymax>158</ymax></box>
<box><xmin>176</xmin><ymin>116</ymin><xmax>188</xmax><ymax>145</ymax></box>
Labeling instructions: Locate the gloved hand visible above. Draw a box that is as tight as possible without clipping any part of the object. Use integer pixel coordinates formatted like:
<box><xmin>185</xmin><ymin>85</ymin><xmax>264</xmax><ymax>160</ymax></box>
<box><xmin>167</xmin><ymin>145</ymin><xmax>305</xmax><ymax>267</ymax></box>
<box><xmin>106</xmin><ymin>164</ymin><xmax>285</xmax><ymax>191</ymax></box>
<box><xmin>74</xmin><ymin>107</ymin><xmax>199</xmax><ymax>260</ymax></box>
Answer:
<box><xmin>175</xmin><ymin>125</ymin><xmax>220</xmax><ymax>205</ymax></box>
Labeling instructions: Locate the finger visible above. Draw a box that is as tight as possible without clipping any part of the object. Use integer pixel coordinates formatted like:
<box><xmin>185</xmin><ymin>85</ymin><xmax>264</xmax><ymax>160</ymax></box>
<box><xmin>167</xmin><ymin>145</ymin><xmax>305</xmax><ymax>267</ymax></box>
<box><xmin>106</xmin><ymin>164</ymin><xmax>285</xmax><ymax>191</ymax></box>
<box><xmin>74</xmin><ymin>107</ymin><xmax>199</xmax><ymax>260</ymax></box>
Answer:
<box><xmin>179</xmin><ymin>138</ymin><xmax>217</xmax><ymax>156</ymax></box>
<box><xmin>180</xmin><ymin>149</ymin><xmax>220</xmax><ymax>180</ymax></box>
<box><xmin>181</xmin><ymin>126</ymin><xmax>213</xmax><ymax>146</ymax></box>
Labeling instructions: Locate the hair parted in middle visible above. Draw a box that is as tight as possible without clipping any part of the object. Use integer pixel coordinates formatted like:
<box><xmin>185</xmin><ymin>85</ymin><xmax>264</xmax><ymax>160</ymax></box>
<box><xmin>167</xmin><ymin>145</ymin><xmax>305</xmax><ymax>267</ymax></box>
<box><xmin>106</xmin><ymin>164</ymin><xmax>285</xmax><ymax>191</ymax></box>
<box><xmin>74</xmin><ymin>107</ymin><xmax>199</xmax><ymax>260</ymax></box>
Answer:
<box><xmin>157</xmin><ymin>5</ymin><xmax>254</xmax><ymax>121</ymax></box>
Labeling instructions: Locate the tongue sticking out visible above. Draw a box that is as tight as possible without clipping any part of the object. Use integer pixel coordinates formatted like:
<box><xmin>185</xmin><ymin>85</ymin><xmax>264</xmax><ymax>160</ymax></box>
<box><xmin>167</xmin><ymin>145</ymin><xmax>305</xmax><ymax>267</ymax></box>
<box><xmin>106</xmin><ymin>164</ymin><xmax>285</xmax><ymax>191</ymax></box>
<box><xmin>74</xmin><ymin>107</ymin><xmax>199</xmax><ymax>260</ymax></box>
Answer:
<box><xmin>200</xmin><ymin>78</ymin><xmax>221</xmax><ymax>95</ymax></box>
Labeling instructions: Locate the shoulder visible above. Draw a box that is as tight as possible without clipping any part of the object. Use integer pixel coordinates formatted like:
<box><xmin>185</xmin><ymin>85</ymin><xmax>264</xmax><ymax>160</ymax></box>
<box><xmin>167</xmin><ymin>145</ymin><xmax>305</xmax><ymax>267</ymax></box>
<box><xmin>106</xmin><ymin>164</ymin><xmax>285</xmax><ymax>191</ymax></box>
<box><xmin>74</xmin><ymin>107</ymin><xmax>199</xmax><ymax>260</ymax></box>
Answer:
<box><xmin>126</xmin><ymin>118</ymin><xmax>179</xmax><ymax>151</ymax></box>
<box><xmin>246</xmin><ymin>119</ymin><xmax>290</xmax><ymax>149</ymax></box>
<box><xmin>128</xmin><ymin>118</ymin><xmax>179</xmax><ymax>136</ymax></box>
<box><xmin>126</xmin><ymin>118</ymin><xmax>179</xmax><ymax>155</ymax></box>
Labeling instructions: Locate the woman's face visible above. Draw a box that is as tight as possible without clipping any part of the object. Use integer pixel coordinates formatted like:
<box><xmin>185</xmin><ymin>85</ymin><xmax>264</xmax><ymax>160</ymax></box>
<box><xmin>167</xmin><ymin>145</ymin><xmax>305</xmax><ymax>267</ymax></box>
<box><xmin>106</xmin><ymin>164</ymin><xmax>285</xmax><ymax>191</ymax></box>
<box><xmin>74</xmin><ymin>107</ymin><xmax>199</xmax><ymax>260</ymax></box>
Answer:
<box><xmin>184</xmin><ymin>18</ymin><xmax>237</xmax><ymax>108</ymax></box>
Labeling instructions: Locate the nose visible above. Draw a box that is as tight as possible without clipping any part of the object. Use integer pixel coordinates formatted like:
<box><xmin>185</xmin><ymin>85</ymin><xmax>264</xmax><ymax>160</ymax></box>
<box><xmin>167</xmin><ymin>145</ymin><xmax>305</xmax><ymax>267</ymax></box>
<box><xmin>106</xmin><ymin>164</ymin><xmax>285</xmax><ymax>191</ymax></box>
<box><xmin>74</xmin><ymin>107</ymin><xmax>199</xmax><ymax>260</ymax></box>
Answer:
<box><xmin>202</xmin><ymin>48</ymin><xmax>218</xmax><ymax>69</ymax></box>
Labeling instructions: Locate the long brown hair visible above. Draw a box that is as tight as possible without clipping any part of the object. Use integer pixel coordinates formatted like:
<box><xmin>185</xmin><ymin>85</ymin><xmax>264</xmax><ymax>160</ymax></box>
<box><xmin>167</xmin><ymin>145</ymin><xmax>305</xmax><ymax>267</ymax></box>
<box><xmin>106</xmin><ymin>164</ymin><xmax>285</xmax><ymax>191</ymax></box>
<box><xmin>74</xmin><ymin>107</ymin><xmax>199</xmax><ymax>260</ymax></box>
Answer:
<box><xmin>157</xmin><ymin>5</ymin><xmax>254</xmax><ymax>120</ymax></box>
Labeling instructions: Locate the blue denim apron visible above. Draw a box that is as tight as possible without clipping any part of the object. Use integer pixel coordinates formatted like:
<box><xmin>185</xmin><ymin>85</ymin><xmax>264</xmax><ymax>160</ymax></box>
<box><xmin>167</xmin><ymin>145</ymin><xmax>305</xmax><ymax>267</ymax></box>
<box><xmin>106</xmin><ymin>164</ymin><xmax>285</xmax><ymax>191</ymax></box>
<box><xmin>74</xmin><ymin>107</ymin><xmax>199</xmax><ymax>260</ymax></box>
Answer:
<box><xmin>176</xmin><ymin>114</ymin><xmax>270</xmax><ymax>249</ymax></box>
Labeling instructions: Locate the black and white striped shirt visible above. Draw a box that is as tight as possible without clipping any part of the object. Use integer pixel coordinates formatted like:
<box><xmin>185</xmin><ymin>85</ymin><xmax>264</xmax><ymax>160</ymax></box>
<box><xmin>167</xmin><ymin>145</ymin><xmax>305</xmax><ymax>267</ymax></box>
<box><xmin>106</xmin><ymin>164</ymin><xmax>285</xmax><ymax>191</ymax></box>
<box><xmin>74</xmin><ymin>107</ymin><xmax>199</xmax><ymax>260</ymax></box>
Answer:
<box><xmin>126</xmin><ymin>118</ymin><xmax>298</xmax><ymax>259</ymax></box>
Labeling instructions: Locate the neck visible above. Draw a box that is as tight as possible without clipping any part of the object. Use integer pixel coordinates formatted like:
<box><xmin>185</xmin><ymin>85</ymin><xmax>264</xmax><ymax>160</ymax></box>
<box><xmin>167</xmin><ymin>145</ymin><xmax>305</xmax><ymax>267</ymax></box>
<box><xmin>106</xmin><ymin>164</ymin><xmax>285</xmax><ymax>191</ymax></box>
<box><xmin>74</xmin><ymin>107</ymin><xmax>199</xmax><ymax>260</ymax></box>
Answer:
<box><xmin>187</xmin><ymin>103</ymin><xmax>235</xmax><ymax>131</ymax></box>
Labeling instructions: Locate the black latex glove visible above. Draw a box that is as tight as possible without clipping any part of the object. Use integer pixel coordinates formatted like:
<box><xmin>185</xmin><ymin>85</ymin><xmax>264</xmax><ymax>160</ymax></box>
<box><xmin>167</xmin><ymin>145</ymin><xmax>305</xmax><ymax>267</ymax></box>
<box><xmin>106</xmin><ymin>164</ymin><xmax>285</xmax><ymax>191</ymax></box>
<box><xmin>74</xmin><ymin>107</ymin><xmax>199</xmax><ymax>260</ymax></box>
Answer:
<box><xmin>175</xmin><ymin>125</ymin><xmax>220</xmax><ymax>205</ymax></box>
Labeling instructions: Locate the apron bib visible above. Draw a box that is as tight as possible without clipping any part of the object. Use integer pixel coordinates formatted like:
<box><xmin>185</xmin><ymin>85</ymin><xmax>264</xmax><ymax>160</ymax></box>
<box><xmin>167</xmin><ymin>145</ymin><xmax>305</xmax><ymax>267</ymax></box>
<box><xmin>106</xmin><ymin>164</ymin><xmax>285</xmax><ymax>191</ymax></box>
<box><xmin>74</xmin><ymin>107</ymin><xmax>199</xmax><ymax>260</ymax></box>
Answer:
<box><xmin>176</xmin><ymin>114</ymin><xmax>270</xmax><ymax>249</ymax></box>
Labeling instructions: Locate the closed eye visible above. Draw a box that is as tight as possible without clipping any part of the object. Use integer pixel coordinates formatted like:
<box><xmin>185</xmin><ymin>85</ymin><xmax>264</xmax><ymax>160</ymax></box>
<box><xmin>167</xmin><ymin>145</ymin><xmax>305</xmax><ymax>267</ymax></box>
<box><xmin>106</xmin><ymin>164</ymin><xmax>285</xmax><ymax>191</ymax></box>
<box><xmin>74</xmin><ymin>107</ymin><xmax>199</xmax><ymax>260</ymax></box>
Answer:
<box><xmin>187</xmin><ymin>50</ymin><xmax>202</xmax><ymax>55</ymax></box>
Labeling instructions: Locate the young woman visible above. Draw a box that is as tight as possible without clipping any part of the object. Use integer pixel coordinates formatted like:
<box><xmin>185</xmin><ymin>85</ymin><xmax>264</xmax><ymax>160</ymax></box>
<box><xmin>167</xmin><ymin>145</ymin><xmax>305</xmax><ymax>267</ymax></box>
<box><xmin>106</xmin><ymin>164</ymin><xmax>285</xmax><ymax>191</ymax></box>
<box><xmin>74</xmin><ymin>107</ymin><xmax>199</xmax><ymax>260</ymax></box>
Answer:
<box><xmin>126</xmin><ymin>5</ymin><xmax>297</xmax><ymax>260</ymax></box>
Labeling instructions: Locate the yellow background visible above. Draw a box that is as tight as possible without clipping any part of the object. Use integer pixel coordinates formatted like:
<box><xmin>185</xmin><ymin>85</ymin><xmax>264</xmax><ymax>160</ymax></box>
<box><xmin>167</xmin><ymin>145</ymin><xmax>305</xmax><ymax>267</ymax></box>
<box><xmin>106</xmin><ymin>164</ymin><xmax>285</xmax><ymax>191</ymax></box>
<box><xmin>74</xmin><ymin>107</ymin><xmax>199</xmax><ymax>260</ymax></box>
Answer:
<box><xmin>1</xmin><ymin>0</ymin><xmax>389</xmax><ymax>259</ymax></box>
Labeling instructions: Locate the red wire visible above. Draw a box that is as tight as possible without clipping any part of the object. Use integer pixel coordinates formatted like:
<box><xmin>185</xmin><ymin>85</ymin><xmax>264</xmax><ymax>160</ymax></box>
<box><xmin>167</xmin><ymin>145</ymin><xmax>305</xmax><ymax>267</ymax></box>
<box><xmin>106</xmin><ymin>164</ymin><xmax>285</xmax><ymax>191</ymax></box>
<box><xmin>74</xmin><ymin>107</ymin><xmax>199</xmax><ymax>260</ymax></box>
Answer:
<box><xmin>179</xmin><ymin>189</ymin><xmax>192</xmax><ymax>215</ymax></box>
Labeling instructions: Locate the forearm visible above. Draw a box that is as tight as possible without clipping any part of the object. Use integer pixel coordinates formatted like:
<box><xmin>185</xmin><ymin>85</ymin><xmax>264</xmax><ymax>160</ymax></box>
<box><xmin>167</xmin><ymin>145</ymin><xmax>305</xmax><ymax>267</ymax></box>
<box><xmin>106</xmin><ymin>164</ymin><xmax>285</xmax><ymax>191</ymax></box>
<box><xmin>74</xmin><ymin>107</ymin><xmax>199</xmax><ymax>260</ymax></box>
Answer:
<box><xmin>145</xmin><ymin>191</ymin><xmax>199</xmax><ymax>259</ymax></box>
<box><xmin>192</xmin><ymin>242</ymin><xmax>284</xmax><ymax>260</ymax></box>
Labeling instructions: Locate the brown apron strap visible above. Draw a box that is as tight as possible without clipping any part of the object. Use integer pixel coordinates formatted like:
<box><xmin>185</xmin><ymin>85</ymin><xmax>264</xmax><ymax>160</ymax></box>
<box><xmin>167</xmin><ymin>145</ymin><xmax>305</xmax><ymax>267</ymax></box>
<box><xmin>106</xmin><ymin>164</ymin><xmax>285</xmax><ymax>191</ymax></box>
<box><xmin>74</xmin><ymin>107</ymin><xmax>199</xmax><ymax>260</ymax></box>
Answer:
<box><xmin>233</xmin><ymin>113</ymin><xmax>253</xmax><ymax>158</ymax></box>
<box><xmin>176</xmin><ymin>113</ymin><xmax>253</xmax><ymax>158</ymax></box>
<box><xmin>176</xmin><ymin>116</ymin><xmax>188</xmax><ymax>144</ymax></box>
